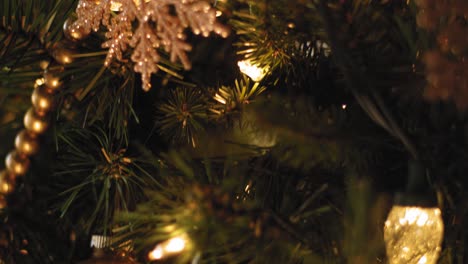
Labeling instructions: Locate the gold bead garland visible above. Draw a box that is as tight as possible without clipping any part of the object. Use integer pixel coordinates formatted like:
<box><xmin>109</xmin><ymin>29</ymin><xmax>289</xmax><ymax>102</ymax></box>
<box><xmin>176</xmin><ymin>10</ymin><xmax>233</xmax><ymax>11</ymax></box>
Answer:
<box><xmin>32</xmin><ymin>85</ymin><xmax>56</xmax><ymax>115</ymax></box>
<box><xmin>0</xmin><ymin>35</ymin><xmax>75</xmax><ymax>208</ymax></box>
<box><xmin>63</xmin><ymin>17</ymin><xmax>89</xmax><ymax>42</ymax></box>
<box><xmin>5</xmin><ymin>150</ymin><xmax>30</xmax><ymax>176</ymax></box>
<box><xmin>15</xmin><ymin>130</ymin><xmax>40</xmax><ymax>156</ymax></box>
<box><xmin>23</xmin><ymin>108</ymin><xmax>50</xmax><ymax>135</ymax></box>
<box><xmin>0</xmin><ymin>171</ymin><xmax>15</xmax><ymax>195</ymax></box>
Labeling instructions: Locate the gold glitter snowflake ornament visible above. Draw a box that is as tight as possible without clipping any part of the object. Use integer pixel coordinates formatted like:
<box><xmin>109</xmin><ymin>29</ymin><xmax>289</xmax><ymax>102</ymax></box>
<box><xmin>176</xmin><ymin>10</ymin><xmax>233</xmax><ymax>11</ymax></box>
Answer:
<box><xmin>70</xmin><ymin>0</ymin><xmax>230</xmax><ymax>91</ymax></box>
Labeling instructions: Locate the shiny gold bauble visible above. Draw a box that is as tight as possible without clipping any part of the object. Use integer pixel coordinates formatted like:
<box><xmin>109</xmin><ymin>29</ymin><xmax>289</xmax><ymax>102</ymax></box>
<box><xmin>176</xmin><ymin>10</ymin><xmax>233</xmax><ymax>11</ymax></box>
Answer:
<box><xmin>0</xmin><ymin>170</ymin><xmax>15</xmax><ymax>181</ymax></box>
<box><xmin>52</xmin><ymin>46</ymin><xmax>74</xmax><ymax>65</ymax></box>
<box><xmin>24</xmin><ymin>108</ymin><xmax>49</xmax><ymax>135</ymax></box>
<box><xmin>15</xmin><ymin>130</ymin><xmax>40</xmax><ymax>156</ymax></box>
<box><xmin>0</xmin><ymin>170</ymin><xmax>15</xmax><ymax>194</ymax></box>
<box><xmin>63</xmin><ymin>17</ymin><xmax>89</xmax><ymax>41</ymax></box>
<box><xmin>5</xmin><ymin>150</ymin><xmax>30</xmax><ymax>176</ymax></box>
<box><xmin>32</xmin><ymin>85</ymin><xmax>55</xmax><ymax>115</ymax></box>
<box><xmin>0</xmin><ymin>194</ymin><xmax>7</xmax><ymax>209</ymax></box>
<box><xmin>44</xmin><ymin>73</ymin><xmax>62</xmax><ymax>91</ymax></box>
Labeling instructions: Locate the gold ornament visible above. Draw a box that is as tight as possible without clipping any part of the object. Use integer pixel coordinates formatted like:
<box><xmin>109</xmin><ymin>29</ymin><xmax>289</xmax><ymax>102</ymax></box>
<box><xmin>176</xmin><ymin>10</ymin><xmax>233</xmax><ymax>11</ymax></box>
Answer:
<box><xmin>32</xmin><ymin>85</ymin><xmax>55</xmax><ymax>115</ymax></box>
<box><xmin>52</xmin><ymin>46</ymin><xmax>74</xmax><ymax>65</ymax></box>
<box><xmin>15</xmin><ymin>130</ymin><xmax>40</xmax><ymax>156</ymax></box>
<box><xmin>44</xmin><ymin>73</ymin><xmax>62</xmax><ymax>91</ymax></box>
<box><xmin>63</xmin><ymin>17</ymin><xmax>89</xmax><ymax>41</ymax></box>
<box><xmin>24</xmin><ymin>108</ymin><xmax>49</xmax><ymax>135</ymax></box>
<box><xmin>0</xmin><ymin>170</ymin><xmax>15</xmax><ymax>194</ymax></box>
<box><xmin>5</xmin><ymin>150</ymin><xmax>30</xmax><ymax>176</ymax></box>
<box><xmin>0</xmin><ymin>194</ymin><xmax>7</xmax><ymax>209</ymax></box>
<box><xmin>0</xmin><ymin>170</ymin><xmax>15</xmax><ymax>181</ymax></box>
<box><xmin>71</xmin><ymin>0</ymin><xmax>229</xmax><ymax>91</ymax></box>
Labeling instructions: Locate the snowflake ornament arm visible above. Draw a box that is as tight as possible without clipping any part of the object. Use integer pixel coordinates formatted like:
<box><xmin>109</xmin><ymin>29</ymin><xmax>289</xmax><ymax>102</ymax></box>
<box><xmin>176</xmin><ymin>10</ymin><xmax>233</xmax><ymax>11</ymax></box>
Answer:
<box><xmin>71</xmin><ymin>0</ymin><xmax>230</xmax><ymax>91</ymax></box>
<box><xmin>72</xmin><ymin>0</ymin><xmax>112</xmax><ymax>34</ymax></box>
<box><xmin>130</xmin><ymin>22</ymin><xmax>161</xmax><ymax>90</ymax></box>
<box><xmin>102</xmin><ymin>0</ymin><xmax>136</xmax><ymax>65</ymax></box>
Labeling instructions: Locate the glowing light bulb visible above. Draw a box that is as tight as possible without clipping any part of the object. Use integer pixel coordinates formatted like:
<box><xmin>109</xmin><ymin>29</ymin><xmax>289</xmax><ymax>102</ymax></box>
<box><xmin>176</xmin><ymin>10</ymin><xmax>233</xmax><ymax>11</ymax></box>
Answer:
<box><xmin>165</xmin><ymin>237</ymin><xmax>186</xmax><ymax>253</ymax></box>
<box><xmin>384</xmin><ymin>206</ymin><xmax>443</xmax><ymax>264</ymax></box>
<box><xmin>35</xmin><ymin>78</ymin><xmax>45</xmax><ymax>87</ymax></box>
<box><xmin>237</xmin><ymin>60</ymin><xmax>268</xmax><ymax>82</ymax></box>
<box><xmin>148</xmin><ymin>235</ymin><xmax>188</xmax><ymax>261</ymax></box>
<box><xmin>148</xmin><ymin>245</ymin><xmax>163</xmax><ymax>260</ymax></box>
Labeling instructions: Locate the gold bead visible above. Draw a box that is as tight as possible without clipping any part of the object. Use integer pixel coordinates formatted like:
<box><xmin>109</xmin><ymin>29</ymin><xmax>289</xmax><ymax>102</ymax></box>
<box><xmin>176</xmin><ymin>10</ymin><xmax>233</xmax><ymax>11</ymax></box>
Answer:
<box><xmin>5</xmin><ymin>150</ymin><xmax>30</xmax><ymax>176</ymax></box>
<box><xmin>32</xmin><ymin>85</ymin><xmax>55</xmax><ymax>115</ymax></box>
<box><xmin>24</xmin><ymin>108</ymin><xmax>49</xmax><ymax>135</ymax></box>
<box><xmin>44</xmin><ymin>73</ymin><xmax>62</xmax><ymax>91</ymax></box>
<box><xmin>0</xmin><ymin>170</ymin><xmax>15</xmax><ymax>181</ymax></box>
<box><xmin>0</xmin><ymin>170</ymin><xmax>15</xmax><ymax>194</ymax></box>
<box><xmin>0</xmin><ymin>194</ymin><xmax>7</xmax><ymax>209</ymax></box>
<box><xmin>63</xmin><ymin>17</ymin><xmax>88</xmax><ymax>41</ymax></box>
<box><xmin>52</xmin><ymin>46</ymin><xmax>74</xmax><ymax>65</ymax></box>
<box><xmin>15</xmin><ymin>130</ymin><xmax>40</xmax><ymax>156</ymax></box>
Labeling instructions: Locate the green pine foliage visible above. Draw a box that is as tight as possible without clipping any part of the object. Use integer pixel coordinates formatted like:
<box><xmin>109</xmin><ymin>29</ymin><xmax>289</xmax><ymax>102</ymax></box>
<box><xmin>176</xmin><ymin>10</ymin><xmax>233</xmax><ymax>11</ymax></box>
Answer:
<box><xmin>0</xmin><ymin>0</ymin><xmax>468</xmax><ymax>263</ymax></box>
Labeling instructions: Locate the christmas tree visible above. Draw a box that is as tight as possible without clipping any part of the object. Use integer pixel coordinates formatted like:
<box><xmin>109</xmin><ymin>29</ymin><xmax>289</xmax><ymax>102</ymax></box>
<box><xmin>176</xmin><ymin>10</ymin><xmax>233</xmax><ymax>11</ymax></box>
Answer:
<box><xmin>1</xmin><ymin>0</ymin><xmax>467</xmax><ymax>263</ymax></box>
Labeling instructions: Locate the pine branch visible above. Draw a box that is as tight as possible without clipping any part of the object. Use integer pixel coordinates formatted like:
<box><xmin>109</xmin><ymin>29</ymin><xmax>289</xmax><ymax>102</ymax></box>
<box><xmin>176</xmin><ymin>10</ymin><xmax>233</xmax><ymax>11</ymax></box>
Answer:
<box><xmin>52</xmin><ymin>124</ymin><xmax>159</xmax><ymax>235</ymax></box>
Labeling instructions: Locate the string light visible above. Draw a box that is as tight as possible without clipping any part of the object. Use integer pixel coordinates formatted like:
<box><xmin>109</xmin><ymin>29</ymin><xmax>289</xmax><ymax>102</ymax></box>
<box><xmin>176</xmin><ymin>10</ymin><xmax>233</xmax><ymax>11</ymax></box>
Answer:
<box><xmin>383</xmin><ymin>161</ymin><xmax>444</xmax><ymax>264</ymax></box>
<box><xmin>384</xmin><ymin>206</ymin><xmax>444</xmax><ymax>264</ymax></box>
<box><xmin>164</xmin><ymin>237</ymin><xmax>186</xmax><ymax>253</ymax></box>
<box><xmin>148</xmin><ymin>246</ymin><xmax>163</xmax><ymax>260</ymax></box>
<box><xmin>148</xmin><ymin>235</ymin><xmax>188</xmax><ymax>261</ymax></box>
<box><xmin>34</xmin><ymin>78</ymin><xmax>45</xmax><ymax>87</ymax></box>
<box><xmin>237</xmin><ymin>60</ymin><xmax>268</xmax><ymax>82</ymax></box>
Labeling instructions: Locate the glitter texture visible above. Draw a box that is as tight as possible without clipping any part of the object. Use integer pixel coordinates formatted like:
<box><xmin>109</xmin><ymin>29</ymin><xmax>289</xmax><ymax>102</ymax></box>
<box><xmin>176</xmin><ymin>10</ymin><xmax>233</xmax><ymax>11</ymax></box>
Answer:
<box><xmin>71</xmin><ymin>0</ymin><xmax>229</xmax><ymax>91</ymax></box>
<box><xmin>384</xmin><ymin>206</ymin><xmax>444</xmax><ymax>264</ymax></box>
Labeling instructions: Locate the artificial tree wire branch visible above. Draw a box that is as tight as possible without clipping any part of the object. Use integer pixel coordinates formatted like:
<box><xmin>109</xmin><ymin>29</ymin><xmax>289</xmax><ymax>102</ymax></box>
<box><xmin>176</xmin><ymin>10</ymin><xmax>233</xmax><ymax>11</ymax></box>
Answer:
<box><xmin>352</xmin><ymin>91</ymin><xmax>396</xmax><ymax>137</ymax></box>
<box><xmin>371</xmin><ymin>90</ymin><xmax>419</xmax><ymax>160</ymax></box>
<box><xmin>269</xmin><ymin>210</ymin><xmax>316</xmax><ymax>250</ymax></box>
<box><xmin>317</xmin><ymin>0</ymin><xmax>419</xmax><ymax>161</ymax></box>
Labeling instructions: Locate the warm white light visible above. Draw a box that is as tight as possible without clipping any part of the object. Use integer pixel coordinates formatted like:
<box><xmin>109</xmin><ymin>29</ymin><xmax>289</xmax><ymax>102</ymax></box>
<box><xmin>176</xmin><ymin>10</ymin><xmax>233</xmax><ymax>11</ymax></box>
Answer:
<box><xmin>341</xmin><ymin>104</ymin><xmax>347</xmax><ymax>109</ymax></box>
<box><xmin>384</xmin><ymin>206</ymin><xmax>444</xmax><ymax>264</ymax></box>
<box><xmin>165</xmin><ymin>237</ymin><xmax>186</xmax><ymax>253</ymax></box>
<box><xmin>35</xmin><ymin>78</ymin><xmax>45</xmax><ymax>87</ymax></box>
<box><xmin>148</xmin><ymin>245</ymin><xmax>163</xmax><ymax>260</ymax></box>
<box><xmin>148</xmin><ymin>235</ymin><xmax>188</xmax><ymax>261</ymax></box>
<box><xmin>418</xmin><ymin>255</ymin><xmax>427</xmax><ymax>264</ymax></box>
<box><xmin>237</xmin><ymin>60</ymin><xmax>268</xmax><ymax>82</ymax></box>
